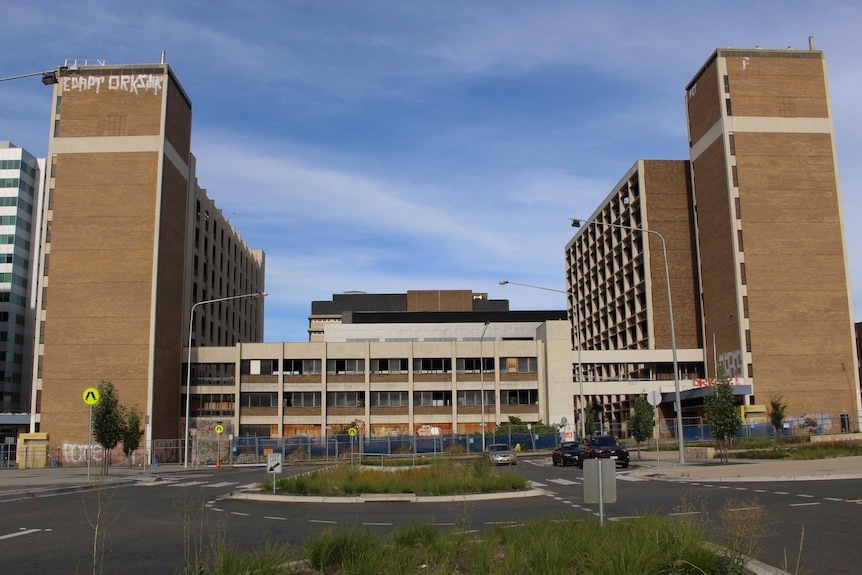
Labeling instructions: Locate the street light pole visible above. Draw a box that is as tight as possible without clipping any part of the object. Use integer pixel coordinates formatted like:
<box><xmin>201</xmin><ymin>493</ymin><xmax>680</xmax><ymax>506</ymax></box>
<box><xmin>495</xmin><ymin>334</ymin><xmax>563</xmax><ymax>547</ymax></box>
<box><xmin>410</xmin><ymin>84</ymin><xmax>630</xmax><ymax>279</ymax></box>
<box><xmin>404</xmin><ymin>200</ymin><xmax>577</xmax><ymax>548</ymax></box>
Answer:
<box><xmin>479</xmin><ymin>320</ymin><xmax>490</xmax><ymax>451</ymax></box>
<box><xmin>571</xmin><ymin>218</ymin><xmax>685</xmax><ymax>464</ymax></box>
<box><xmin>0</xmin><ymin>69</ymin><xmax>62</xmax><ymax>85</ymax></box>
<box><xmin>498</xmin><ymin>281</ymin><xmax>586</xmax><ymax>440</ymax></box>
<box><xmin>184</xmin><ymin>291</ymin><xmax>267</xmax><ymax>468</ymax></box>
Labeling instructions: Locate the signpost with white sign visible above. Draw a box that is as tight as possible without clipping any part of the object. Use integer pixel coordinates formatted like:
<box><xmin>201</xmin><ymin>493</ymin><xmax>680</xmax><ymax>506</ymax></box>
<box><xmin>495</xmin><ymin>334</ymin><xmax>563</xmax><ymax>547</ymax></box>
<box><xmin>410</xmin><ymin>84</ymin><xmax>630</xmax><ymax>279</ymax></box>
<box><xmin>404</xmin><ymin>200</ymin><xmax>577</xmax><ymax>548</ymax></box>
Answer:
<box><xmin>647</xmin><ymin>390</ymin><xmax>662</xmax><ymax>470</ymax></box>
<box><xmin>267</xmin><ymin>452</ymin><xmax>283</xmax><ymax>494</ymax></box>
<box><xmin>583</xmin><ymin>458</ymin><xmax>616</xmax><ymax>525</ymax></box>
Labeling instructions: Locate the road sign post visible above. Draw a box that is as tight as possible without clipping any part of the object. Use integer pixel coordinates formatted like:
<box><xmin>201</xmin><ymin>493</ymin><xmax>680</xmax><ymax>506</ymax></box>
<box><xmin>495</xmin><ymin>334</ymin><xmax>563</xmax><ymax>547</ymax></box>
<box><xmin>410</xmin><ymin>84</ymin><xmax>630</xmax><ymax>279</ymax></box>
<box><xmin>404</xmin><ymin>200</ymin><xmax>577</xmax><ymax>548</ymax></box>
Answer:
<box><xmin>214</xmin><ymin>423</ymin><xmax>224</xmax><ymax>467</ymax></box>
<box><xmin>267</xmin><ymin>452</ymin><xmax>283</xmax><ymax>494</ymax></box>
<box><xmin>83</xmin><ymin>387</ymin><xmax>100</xmax><ymax>481</ymax></box>
<box><xmin>647</xmin><ymin>390</ymin><xmax>662</xmax><ymax>470</ymax></box>
<box><xmin>583</xmin><ymin>459</ymin><xmax>617</xmax><ymax>525</ymax></box>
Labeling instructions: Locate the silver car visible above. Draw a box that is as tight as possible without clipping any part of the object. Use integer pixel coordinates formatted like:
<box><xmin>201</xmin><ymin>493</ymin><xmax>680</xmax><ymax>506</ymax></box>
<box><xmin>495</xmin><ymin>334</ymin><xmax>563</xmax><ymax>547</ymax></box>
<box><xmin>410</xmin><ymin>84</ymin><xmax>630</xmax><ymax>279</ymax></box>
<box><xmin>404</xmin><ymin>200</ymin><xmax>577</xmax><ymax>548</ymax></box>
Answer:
<box><xmin>485</xmin><ymin>443</ymin><xmax>518</xmax><ymax>465</ymax></box>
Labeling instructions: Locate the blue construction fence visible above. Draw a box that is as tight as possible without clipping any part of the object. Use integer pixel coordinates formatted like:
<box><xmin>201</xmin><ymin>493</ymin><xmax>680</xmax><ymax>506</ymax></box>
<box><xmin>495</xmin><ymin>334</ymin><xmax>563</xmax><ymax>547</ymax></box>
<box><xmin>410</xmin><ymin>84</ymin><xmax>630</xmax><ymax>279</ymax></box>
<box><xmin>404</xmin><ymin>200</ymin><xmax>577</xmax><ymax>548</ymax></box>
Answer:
<box><xmin>232</xmin><ymin>431</ymin><xmax>558</xmax><ymax>460</ymax></box>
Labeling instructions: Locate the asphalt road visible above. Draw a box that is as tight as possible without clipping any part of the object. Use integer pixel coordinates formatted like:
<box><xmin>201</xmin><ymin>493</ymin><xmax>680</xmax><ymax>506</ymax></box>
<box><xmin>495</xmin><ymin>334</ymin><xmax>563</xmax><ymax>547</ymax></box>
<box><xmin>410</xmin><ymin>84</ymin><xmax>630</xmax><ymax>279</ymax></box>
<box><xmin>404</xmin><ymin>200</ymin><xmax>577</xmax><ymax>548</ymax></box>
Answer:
<box><xmin>1</xmin><ymin>459</ymin><xmax>859</xmax><ymax>574</ymax></box>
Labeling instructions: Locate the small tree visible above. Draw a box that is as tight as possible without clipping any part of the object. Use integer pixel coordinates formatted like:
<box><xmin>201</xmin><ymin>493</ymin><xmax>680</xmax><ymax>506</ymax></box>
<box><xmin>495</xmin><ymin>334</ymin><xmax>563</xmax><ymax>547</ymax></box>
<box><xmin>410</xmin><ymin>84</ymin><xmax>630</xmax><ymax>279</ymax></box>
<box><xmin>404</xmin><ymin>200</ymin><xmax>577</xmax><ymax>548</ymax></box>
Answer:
<box><xmin>703</xmin><ymin>367</ymin><xmax>742</xmax><ymax>464</ymax></box>
<box><xmin>766</xmin><ymin>395</ymin><xmax>787</xmax><ymax>441</ymax></box>
<box><xmin>629</xmin><ymin>394</ymin><xmax>656</xmax><ymax>460</ymax></box>
<box><xmin>121</xmin><ymin>405</ymin><xmax>145</xmax><ymax>467</ymax></box>
<box><xmin>92</xmin><ymin>381</ymin><xmax>123</xmax><ymax>475</ymax></box>
<box><xmin>586</xmin><ymin>400</ymin><xmax>605</xmax><ymax>435</ymax></box>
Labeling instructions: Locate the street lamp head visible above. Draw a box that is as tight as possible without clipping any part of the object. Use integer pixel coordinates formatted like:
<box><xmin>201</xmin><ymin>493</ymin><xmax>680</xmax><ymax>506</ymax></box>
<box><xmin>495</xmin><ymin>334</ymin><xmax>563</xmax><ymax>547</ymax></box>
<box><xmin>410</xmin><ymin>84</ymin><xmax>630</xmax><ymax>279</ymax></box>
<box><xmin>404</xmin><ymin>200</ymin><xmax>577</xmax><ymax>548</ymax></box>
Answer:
<box><xmin>499</xmin><ymin>280</ymin><xmax>508</xmax><ymax>285</ymax></box>
<box><xmin>41</xmin><ymin>71</ymin><xmax>58</xmax><ymax>85</ymax></box>
<box><xmin>570</xmin><ymin>219</ymin><xmax>582</xmax><ymax>228</ymax></box>
<box><xmin>258</xmin><ymin>291</ymin><xmax>268</xmax><ymax>298</ymax></box>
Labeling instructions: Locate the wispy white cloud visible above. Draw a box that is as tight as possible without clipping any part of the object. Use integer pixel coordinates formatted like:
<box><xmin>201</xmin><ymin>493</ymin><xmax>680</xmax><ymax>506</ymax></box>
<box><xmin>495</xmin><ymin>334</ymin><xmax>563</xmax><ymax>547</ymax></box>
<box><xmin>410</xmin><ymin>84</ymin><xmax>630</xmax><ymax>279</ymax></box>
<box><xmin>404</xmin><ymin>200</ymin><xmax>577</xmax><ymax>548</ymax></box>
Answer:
<box><xmin>3</xmin><ymin>0</ymin><xmax>862</xmax><ymax>341</ymax></box>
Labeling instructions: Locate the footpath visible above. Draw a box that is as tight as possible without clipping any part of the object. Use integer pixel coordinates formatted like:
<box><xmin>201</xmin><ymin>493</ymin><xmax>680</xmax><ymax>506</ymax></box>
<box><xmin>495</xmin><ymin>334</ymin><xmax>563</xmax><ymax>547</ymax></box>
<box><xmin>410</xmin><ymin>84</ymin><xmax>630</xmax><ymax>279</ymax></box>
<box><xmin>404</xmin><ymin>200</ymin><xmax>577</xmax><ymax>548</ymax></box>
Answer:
<box><xmin>627</xmin><ymin>450</ymin><xmax>862</xmax><ymax>482</ymax></box>
<box><xmin>0</xmin><ymin>463</ymin><xmax>194</xmax><ymax>502</ymax></box>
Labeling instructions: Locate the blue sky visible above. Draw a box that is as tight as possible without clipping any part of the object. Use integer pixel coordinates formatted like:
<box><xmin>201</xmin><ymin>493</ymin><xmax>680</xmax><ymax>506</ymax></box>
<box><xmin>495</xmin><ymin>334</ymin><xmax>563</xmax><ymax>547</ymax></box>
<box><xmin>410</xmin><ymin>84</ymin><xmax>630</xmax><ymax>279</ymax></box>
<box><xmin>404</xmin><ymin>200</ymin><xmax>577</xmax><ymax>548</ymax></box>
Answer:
<box><xmin>3</xmin><ymin>1</ymin><xmax>861</xmax><ymax>342</ymax></box>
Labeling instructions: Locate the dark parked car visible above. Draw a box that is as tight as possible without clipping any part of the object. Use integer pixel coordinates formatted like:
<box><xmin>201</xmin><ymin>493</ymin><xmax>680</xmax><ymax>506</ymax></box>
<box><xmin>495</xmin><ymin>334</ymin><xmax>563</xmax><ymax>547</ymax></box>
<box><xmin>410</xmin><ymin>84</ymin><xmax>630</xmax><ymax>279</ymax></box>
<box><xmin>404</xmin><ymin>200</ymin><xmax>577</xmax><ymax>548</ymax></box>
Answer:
<box><xmin>551</xmin><ymin>441</ymin><xmax>580</xmax><ymax>466</ymax></box>
<box><xmin>485</xmin><ymin>443</ymin><xmax>517</xmax><ymax>465</ymax></box>
<box><xmin>578</xmin><ymin>435</ymin><xmax>629</xmax><ymax>468</ymax></box>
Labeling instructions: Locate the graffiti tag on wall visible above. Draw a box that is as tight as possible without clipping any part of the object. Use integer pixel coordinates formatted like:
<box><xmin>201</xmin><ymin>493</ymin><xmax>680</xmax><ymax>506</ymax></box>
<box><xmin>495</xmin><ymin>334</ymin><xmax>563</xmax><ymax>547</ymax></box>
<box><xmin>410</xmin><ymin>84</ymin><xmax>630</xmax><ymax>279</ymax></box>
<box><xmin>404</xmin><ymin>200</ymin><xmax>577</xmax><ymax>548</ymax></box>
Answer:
<box><xmin>61</xmin><ymin>441</ymin><xmax>144</xmax><ymax>464</ymax></box>
<box><xmin>60</xmin><ymin>73</ymin><xmax>164</xmax><ymax>95</ymax></box>
<box><xmin>62</xmin><ymin>441</ymin><xmax>104</xmax><ymax>463</ymax></box>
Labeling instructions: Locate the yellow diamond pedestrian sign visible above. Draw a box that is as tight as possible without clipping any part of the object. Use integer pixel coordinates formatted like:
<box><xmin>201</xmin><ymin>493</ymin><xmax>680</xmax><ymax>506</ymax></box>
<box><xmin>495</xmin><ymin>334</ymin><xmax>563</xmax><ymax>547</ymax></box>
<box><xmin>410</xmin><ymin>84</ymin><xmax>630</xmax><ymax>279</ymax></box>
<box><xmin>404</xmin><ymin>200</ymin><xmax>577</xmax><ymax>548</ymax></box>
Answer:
<box><xmin>83</xmin><ymin>387</ymin><xmax>100</xmax><ymax>405</ymax></box>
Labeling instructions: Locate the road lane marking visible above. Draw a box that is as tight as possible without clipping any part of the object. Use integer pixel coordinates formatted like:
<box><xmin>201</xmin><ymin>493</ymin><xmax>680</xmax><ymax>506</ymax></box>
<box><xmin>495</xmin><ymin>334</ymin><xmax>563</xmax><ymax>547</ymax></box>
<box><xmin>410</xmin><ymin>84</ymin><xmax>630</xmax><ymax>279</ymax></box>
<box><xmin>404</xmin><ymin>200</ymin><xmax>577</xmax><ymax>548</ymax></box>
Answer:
<box><xmin>171</xmin><ymin>481</ymin><xmax>208</xmax><ymax>487</ymax></box>
<box><xmin>734</xmin><ymin>487</ymin><xmax>748</xmax><ymax>491</ymax></box>
<box><xmin>548</xmin><ymin>478</ymin><xmax>579</xmax><ymax>485</ymax></box>
<box><xmin>728</xmin><ymin>507</ymin><xmax>760</xmax><ymax>512</ymax></box>
<box><xmin>670</xmin><ymin>511</ymin><xmax>701</xmax><ymax>517</ymax></box>
<box><xmin>363</xmin><ymin>522</ymin><xmax>393</xmax><ymax>526</ymax></box>
<box><xmin>0</xmin><ymin>529</ymin><xmax>42</xmax><ymax>541</ymax></box>
<box><xmin>789</xmin><ymin>502</ymin><xmax>820</xmax><ymax>507</ymax></box>
<box><xmin>309</xmin><ymin>520</ymin><xmax>337</xmax><ymax>524</ymax></box>
<box><xmin>824</xmin><ymin>497</ymin><xmax>843</xmax><ymax>502</ymax></box>
<box><xmin>774</xmin><ymin>491</ymin><xmax>789</xmax><ymax>495</ymax></box>
<box><xmin>797</xmin><ymin>494</ymin><xmax>815</xmax><ymax>498</ymax></box>
<box><xmin>265</xmin><ymin>516</ymin><xmax>288</xmax><ymax>521</ymax></box>
<box><xmin>485</xmin><ymin>521</ymin><xmax>518</xmax><ymax>526</ymax></box>
<box><xmin>753</xmin><ymin>489</ymin><xmax>767</xmax><ymax>493</ymax></box>
<box><xmin>617</xmin><ymin>475</ymin><xmax>646</xmax><ymax>482</ymax></box>
<box><xmin>230</xmin><ymin>512</ymin><xmax>250</xmax><ymax>516</ymax></box>
<box><xmin>530</xmin><ymin>481</ymin><xmax>547</xmax><ymax>487</ymax></box>
<box><xmin>205</xmin><ymin>482</ymin><xmax>238</xmax><ymax>488</ymax></box>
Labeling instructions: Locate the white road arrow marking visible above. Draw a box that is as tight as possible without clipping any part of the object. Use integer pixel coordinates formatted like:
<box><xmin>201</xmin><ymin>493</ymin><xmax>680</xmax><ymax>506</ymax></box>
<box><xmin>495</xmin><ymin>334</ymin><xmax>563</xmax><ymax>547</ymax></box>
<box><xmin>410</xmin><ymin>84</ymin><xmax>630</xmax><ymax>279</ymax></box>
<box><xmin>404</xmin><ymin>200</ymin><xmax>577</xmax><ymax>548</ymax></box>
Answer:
<box><xmin>0</xmin><ymin>529</ymin><xmax>43</xmax><ymax>541</ymax></box>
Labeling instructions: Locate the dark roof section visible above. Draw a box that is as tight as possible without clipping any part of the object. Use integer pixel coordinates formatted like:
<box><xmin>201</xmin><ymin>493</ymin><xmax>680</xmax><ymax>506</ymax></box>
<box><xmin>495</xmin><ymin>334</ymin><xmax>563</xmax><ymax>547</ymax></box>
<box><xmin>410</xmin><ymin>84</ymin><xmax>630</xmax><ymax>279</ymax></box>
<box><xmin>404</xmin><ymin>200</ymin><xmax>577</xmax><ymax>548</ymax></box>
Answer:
<box><xmin>311</xmin><ymin>292</ymin><xmax>511</xmax><ymax>315</ymax></box>
<box><xmin>311</xmin><ymin>293</ymin><xmax>407</xmax><ymax>315</ymax></box>
<box><xmin>344</xmin><ymin>310</ymin><xmax>567</xmax><ymax>324</ymax></box>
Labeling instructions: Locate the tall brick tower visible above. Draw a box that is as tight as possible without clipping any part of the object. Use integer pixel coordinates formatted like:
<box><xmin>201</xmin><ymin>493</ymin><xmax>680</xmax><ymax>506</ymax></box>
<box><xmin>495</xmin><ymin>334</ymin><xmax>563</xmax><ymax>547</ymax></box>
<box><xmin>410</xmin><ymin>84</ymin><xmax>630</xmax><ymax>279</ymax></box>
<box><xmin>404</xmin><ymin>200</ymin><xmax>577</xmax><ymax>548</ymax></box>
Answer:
<box><xmin>32</xmin><ymin>61</ymin><xmax>193</xmax><ymax>446</ymax></box>
<box><xmin>685</xmin><ymin>42</ymin><xmax>861</xmax><ymax>427</ymax></box>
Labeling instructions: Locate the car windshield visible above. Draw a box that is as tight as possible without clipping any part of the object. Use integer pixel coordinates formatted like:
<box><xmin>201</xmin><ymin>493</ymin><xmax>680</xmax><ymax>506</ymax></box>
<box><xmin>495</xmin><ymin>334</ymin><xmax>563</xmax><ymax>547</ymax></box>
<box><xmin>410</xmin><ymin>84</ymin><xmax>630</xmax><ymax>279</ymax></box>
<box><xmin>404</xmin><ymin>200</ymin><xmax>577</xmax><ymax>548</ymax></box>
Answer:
<box><xmin>559</xmin><ymin>442</ymin><xmax>577</xmax><ymax>449</ymax></box>
<box><xmin>488</xmin><ymin>445</ymin><xmax>510</xmax><ymax>452</ymax></box>
<box><xmin>590</xmin><ymin>436</ymin><xmax>619</xmax><ymax>447</ymax></box>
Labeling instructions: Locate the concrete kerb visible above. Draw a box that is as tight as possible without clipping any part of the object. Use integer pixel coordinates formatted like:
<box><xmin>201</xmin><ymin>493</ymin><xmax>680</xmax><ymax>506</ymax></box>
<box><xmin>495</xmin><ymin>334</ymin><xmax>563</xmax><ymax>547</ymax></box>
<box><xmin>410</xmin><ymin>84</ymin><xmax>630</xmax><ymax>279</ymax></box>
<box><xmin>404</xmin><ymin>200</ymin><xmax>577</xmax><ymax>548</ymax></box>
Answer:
<box><xmin>228</xmin><ymin>487</ymin><xmax>548</xmax><ymax>504</ymax></box>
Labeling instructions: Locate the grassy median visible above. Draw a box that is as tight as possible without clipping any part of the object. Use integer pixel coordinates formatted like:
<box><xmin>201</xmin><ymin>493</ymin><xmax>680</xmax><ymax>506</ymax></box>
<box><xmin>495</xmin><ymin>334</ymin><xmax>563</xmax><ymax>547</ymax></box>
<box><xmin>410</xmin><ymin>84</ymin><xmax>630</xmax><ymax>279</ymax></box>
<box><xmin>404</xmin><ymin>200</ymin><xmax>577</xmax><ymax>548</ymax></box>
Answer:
<box><xmin>262</xmin><ymin>457</ymin><xmax>529</xmax><ymax>496</ymax></box>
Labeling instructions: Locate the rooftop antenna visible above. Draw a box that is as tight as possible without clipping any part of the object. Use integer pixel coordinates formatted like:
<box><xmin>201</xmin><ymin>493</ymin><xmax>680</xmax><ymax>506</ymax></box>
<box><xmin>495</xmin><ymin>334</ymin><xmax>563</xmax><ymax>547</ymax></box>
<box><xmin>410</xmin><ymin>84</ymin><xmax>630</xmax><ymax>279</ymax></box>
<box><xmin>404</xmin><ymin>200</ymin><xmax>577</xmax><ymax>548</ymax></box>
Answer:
<box><xmin>160</xmin><ymin>50</ymin><xmax>166</xmax><ymax>64</ymax></box>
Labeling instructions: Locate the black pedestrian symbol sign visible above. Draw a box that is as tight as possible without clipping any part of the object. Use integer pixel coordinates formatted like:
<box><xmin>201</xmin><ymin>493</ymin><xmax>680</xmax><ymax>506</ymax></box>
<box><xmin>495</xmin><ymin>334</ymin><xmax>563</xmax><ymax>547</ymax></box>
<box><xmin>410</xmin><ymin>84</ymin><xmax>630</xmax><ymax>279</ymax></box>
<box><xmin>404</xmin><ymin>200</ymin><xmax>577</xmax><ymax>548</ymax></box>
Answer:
<box><xmin>83</xmin><ymin>387</ymin><xmax>100</xmax><ymax>405</ymax></box>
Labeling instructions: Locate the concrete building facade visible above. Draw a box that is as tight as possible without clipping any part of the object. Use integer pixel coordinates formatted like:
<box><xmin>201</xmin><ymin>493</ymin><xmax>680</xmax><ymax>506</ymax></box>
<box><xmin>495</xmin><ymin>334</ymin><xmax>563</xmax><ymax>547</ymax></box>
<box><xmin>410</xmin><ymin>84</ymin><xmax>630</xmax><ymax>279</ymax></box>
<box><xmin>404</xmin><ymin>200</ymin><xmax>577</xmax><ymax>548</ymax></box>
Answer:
<box><xmin>565</xmin><ymin>160</ymin><xmax>708</xmax><ymax>427</ymax></box>
<box><xmin>186</xmin><ymin>319</ymin><xmax>573</xmax><ymax>441</ymax></box>
<box><xmin>0</xmin><ymin>142</ymin><xmax>43</xmax><ymax>432</ymax></box>
<box><xmin>30</xmin><ymin>61</ymin><xmax>264</xmax><ymax>453</ymax></box>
